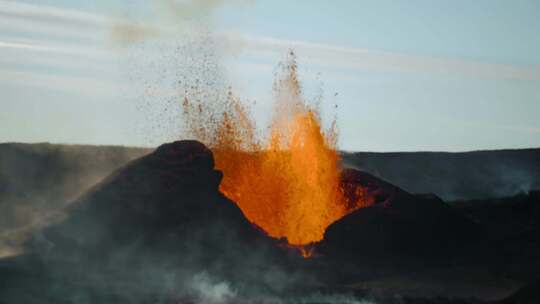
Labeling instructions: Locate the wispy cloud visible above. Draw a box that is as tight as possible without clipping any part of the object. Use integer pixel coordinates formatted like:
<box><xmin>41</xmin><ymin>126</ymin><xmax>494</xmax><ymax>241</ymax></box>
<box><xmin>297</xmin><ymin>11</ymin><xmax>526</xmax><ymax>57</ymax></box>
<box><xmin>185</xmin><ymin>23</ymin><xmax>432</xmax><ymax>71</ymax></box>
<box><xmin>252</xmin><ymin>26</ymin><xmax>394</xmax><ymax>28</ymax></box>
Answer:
<box><xmin>3</xmin><ymin>1</ymin><xmax>539</xmax><ymax>82</ymax></box>
<box><xmin>235</xmin><ymin>33</ymin><xmax>540</xmax><ymax>82</ymax></box>
<box><xmin>0</xmin><ymin>39</ymin><xmax>108</xmax><ymax>58</ymax></box>
<box><xmin>0</xmin><ymin>16</ymin><xmax>103</xmax><ymax>44</ymax></box>
<box><xmin>0</xmin><ymin>0</ymin><xmax>106</xmax><ymax>26</ymax></box>
<box><xmin>0</xmin><ymin>1</ymin><xmax>119</xmax><ymax>94</ymax></box>
<box><xmin>1</xmin><ymin>0</ymin><xmax>539</xmax><ymax>103</ymax></box>
<box><xmin>0</xmin><ymin>67</ymin><xmax>130</xmax><ymax>97</ymax></box>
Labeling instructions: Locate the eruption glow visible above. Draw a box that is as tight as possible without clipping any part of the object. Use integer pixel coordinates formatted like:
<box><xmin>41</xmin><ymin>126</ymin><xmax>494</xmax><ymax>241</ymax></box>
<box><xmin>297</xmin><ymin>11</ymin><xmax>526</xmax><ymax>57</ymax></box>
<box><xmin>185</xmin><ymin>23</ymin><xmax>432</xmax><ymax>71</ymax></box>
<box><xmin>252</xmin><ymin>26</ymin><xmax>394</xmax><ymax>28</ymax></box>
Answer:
<box><xmin>182</xmin><ymin>52</ymin><xmax>370</xmax><ymax>246</ymax></box>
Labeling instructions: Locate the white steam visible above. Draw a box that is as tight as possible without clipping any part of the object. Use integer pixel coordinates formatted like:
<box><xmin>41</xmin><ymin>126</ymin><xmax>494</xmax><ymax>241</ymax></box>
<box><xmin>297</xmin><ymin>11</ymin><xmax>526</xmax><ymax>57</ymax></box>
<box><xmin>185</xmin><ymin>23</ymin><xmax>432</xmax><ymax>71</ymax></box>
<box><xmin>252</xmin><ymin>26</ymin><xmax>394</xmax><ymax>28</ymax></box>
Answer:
<box><xmin>188</xmin><ymin>272</ymin><xmax>237</xmax><ymax>304</ymax></box>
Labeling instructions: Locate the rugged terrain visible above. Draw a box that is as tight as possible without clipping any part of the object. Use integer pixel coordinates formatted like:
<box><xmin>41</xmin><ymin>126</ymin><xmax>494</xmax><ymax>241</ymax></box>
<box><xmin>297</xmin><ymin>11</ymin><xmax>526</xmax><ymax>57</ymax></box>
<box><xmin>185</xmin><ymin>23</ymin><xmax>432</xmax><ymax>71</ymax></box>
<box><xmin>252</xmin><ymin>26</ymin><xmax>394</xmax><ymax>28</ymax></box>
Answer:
<box><xmin>0</xmin><ymin>142</ymin><xmax>539</xmax><ymax>303</ymax></box>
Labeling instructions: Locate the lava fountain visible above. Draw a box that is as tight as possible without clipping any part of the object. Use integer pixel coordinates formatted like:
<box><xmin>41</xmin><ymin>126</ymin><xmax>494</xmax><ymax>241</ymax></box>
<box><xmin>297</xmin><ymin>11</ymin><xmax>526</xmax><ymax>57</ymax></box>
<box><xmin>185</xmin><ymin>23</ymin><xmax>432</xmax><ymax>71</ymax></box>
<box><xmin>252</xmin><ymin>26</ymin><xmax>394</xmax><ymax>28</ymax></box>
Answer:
<box><xmin>182</xmin><ymin>51</ymin><xmax>371</xmax><ymax>246</ymax></box>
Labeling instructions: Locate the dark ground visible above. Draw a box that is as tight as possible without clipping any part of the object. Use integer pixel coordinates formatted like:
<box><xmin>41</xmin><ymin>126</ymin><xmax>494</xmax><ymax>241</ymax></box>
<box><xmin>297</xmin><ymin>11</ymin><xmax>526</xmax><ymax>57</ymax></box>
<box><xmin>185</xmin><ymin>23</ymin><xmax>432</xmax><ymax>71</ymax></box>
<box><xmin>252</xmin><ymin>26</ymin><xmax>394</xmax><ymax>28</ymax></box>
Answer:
<box><xmin>0</xmin><ymin>142</ymin><xmax>539</xmax><ymax>303</ymax></box>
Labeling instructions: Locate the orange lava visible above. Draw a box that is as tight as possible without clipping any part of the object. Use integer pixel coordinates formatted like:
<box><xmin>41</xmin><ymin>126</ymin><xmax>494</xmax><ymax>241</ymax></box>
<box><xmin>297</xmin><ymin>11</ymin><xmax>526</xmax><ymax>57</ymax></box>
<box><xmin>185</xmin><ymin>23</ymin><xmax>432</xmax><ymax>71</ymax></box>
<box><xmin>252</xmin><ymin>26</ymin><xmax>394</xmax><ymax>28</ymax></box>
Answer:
<box><xmin>181</xmin><ymin>51</ymin><xmax>369</xmax><ymax>245</ymax></box>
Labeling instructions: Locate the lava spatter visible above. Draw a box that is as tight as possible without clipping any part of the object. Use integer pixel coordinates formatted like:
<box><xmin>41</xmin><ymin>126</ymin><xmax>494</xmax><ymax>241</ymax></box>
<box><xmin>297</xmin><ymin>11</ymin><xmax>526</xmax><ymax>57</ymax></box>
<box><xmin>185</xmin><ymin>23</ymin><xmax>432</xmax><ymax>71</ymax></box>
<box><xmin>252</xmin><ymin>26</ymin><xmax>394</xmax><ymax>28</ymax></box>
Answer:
<box><xmin>181</xmin><ymin>51</ymin><xmax>371</xmax><ymax>246</ymax></box>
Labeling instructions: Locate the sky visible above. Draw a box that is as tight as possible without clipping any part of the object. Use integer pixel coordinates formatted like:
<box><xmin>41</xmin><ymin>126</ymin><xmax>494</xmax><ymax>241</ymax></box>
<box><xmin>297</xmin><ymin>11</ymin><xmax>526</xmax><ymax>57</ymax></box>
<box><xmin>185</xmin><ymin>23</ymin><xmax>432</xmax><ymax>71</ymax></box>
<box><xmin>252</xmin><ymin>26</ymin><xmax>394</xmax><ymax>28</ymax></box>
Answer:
<box><xmin>1</xmin><ymin>0</ymin><xmax>539</xmax><ymax>152</ymax></box>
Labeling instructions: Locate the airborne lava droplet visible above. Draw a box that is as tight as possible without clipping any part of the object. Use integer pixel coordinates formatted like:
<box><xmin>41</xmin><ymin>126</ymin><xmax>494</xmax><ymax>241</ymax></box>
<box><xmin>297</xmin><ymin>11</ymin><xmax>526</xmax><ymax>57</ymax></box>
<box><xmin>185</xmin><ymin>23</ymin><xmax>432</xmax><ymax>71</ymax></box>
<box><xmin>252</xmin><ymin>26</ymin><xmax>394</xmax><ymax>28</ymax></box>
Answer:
<box><xmin>181</xmin><ymin>52</ymin><xmax>370</xmax><ymax>246</ymax></box>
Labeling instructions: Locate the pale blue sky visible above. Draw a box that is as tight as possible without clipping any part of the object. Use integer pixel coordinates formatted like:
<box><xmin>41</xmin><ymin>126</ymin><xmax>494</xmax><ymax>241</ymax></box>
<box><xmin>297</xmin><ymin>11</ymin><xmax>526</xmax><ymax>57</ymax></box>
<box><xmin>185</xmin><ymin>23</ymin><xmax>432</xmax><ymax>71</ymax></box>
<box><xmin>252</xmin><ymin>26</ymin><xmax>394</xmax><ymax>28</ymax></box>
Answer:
<box><xmin>1</xmin><ymin>0</ymin><xmax>539</xmax><ymax>151</ymax></box>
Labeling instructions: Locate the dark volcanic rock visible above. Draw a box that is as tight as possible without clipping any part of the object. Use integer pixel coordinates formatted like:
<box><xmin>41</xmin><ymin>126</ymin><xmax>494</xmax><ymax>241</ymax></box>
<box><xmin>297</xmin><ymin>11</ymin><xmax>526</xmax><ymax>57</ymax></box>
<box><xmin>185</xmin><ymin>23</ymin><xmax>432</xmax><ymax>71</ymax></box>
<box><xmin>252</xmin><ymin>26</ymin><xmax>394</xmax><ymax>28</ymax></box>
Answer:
<box><xmin>321</xmin><ymin>169</ymin><xmax>482</xmax><ymax>258</ymax></box>
<box><xmin>501</xmin><ymin>281</ymin><xmax>540</xmax><ymax>304</ymax></box>
<box><xmin>340</xmin><ymin>168</ymin><xmax>400</xmax><ymax>208</ymax></box>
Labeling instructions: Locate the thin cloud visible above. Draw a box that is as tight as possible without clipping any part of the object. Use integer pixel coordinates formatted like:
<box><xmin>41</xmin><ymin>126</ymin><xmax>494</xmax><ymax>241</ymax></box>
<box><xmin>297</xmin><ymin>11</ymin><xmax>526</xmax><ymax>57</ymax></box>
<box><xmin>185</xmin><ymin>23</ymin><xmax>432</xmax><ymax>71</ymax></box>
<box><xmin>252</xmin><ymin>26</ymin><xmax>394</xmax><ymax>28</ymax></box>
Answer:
<box><xmin>0</xmin><ymin>39</ymin><xmax>108</xmax><ymax>58</ymax></box>
<box><xmin>0</xmin><ymin>46</ymin><xmax>113</xmax><ymax>76</ymax></box>
<box><xmin>0</xmin><ymin>0</ymin><xmax>106</xmax><ymax>26</ymax></box>
<box><xmin>2</xmin><ymin>0</ymin><xmax>539</xmax><ymax>98</ymax></box>
<box><xmin>0</xmin><ymin>68</ymin><xmax>130</xmax><ymax>97</ymax></box>
<box><xmin>0</xmin><ymin>13</ymin><xmax>104</xmax><ymax>43</ymax></box>
<box><xmin>234</xmin><ymin>33</ymin><xmax>540</xmax><ymax>82</ymax></box>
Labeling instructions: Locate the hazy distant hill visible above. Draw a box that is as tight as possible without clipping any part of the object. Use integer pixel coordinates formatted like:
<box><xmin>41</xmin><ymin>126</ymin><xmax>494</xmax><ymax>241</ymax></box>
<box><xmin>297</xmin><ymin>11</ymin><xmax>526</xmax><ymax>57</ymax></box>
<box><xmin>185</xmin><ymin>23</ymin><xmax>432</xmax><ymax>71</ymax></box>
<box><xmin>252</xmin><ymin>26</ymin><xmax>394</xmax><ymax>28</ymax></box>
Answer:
<box><xmin>0</xmin><ymin>143</ymin><xmax>150</xmax><ymax>230</ymax></box>
<box><xmin>342</xmin><ymin>149</ymin><xmax>540</xmax><ymax>201</ymax></box>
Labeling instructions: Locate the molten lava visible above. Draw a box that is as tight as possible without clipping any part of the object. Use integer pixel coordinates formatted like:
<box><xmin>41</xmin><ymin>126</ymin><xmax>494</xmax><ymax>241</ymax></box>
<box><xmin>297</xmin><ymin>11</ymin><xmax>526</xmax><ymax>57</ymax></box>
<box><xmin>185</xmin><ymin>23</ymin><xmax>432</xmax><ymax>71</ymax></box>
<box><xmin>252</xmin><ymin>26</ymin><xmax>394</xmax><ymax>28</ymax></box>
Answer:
<box><xmin>181</xmin><ymin>52</ymin><xmax>371</xmax><ymax>246</ymax></box>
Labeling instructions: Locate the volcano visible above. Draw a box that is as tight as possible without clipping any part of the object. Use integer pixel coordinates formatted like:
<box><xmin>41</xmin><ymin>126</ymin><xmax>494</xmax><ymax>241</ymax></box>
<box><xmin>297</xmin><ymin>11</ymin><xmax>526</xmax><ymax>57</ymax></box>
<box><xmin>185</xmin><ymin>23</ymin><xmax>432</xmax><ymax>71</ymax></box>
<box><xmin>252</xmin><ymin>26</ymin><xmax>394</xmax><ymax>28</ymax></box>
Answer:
<box><xmin>28</xmin><ymin>140</ymin><xmax>481</xmax><ymax>259</ymax></box>
<box><xmin>0</xmin><ymin>140</ymin><xmax>495</xmax><ymax>303</ymax></box>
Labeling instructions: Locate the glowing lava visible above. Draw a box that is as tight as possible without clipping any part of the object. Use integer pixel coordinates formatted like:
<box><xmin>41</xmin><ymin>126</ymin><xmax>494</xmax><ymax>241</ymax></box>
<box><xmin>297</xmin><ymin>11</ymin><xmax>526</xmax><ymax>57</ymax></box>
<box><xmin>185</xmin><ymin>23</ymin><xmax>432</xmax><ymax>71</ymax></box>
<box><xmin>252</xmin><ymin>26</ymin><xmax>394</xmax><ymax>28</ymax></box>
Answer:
<box><xmin>182</xmin><ymin>52</ymin><xmax>370</xmax><ymax>246</ymax></box>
